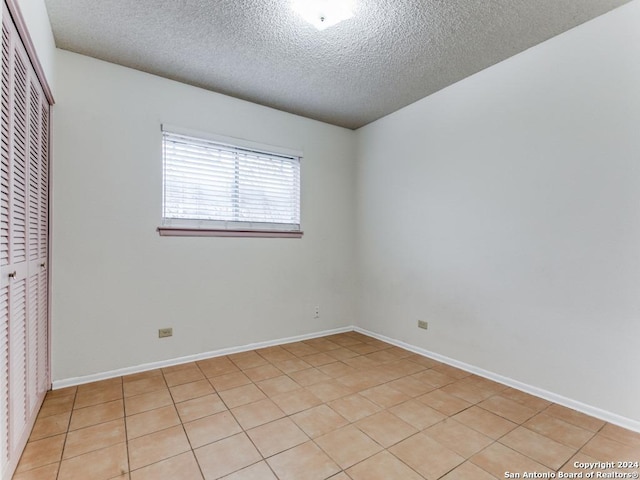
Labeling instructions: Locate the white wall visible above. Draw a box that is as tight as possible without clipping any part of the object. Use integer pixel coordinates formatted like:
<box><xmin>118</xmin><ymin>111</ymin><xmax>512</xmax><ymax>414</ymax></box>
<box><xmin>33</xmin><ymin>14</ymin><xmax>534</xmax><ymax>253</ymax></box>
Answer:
<box><xmin>356</xmin><ymin>0</ymin><xmax>640</xmax><ymax>424</ymax></box>
<box><xmin>51</xmin><ymin>50</ymin><xmax>357</xmax><ymax>381</ymax></box>
<box><xmin>13</xmin><ymin>0</ymin><xmax>55</xmax><ymax>90</ymax></box>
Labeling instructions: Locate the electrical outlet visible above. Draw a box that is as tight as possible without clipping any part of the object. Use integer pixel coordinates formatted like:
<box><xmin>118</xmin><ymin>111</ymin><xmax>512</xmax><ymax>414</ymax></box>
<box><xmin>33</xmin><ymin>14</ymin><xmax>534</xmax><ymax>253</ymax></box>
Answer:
<box><xmin>158</xmin><ymin>327</ymin><xmax>173</xmax><ymax>338</ymax></box>
<box><xmin>417</xmin><ymin>320</ymin><xmax>428</xmax><ymax>330</ymax></box>
<box><xmin>314</xmin><ymin>306</ymin><xmax>320</xmax><ymax>319</ymax></box>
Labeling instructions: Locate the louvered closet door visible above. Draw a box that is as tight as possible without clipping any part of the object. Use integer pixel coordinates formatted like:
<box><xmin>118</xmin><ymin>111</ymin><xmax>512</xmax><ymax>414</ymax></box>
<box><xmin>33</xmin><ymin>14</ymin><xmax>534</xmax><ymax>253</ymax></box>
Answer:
<box><xmin>36</xmin><ymin>99</ymin><xmax>48</xmax><ymax>401</ymax></box>
<box><xmin>27</xmin><ymin>69</ymin><xmax>48</xmax><ymax>412</ymax></box>
<box><xmin>0</xmin><ymin>15</ymin><xmax>13</xmax><ymax>472</ymax></box>
<box><xmin>1</xmin><ymin>2</ymin><xmax>51</xmax><ymax>478</ymax></box>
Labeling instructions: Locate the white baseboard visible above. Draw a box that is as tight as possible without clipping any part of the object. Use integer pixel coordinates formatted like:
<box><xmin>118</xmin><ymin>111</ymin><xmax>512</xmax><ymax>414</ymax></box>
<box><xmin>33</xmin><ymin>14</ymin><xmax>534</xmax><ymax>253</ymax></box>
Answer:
<box><xmin>53</xmin><ymin>324</ymin><xmax>640</xmax><ymax>433</ymax></box>
<box><xmin>354</xmin><ymin>327</ymin><xmax>640</xmax><ymax>433</ymax></box>
<box><xmin>52</xmin><ymin>326</ymin><xmax>353</xmax><ymax>389</ymax></box>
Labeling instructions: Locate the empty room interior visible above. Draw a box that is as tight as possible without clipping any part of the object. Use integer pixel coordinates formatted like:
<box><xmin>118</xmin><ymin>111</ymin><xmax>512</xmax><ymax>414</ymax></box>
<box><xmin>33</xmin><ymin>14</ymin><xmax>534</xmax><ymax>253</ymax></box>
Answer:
<box><xmin>2</xmin><ymin>0</ymin><xmax>640</xmax><ymax>479</ymax></box>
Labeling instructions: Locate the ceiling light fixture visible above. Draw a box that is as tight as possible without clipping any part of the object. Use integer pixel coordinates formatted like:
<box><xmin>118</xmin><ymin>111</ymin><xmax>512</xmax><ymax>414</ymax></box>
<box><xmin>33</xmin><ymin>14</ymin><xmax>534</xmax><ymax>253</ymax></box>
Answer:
<box><xmin>292</xmin><ymin>0</ymin><xmax>354</xmax><ymax>30</ymax></box>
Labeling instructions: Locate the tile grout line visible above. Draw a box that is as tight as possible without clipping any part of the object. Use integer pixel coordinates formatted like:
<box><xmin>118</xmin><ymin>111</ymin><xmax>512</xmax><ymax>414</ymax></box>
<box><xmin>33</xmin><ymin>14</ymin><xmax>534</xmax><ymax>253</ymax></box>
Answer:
<box><xmin>224</xmin><ymin>350</ymin><xmax>309</xmax><ymax>479</ymax></box>
<box><xmin>177</xmin><ymin>361</ymin><xmax>208</xmax><ymax>480</ymax></box>
<box><xmin>118</xmin><ymin>376</ymin><xmax>130</xmax><ymax>480</ymax></box>
<box><xmin>54</xmin><ymin>386</ymin><xmax>78</xmax><ymax>480</ymax></box>
<box><xmin>13</xmin><ymin>332</ymin><xmax>640</xmax><ymax>480</ymax></box>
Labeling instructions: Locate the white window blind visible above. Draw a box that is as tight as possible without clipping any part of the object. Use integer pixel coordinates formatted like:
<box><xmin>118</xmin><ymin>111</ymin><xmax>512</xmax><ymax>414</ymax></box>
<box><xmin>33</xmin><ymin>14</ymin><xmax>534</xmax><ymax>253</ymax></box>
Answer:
<box><xmin>162</xmin><ymin>130</ymin><xmax>301</xmax><ymax>233</ymax></box>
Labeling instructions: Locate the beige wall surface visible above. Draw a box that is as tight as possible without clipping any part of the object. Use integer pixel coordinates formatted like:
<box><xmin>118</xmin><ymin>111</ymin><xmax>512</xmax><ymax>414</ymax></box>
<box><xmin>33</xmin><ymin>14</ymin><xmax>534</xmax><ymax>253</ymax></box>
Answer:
<box><xmin>51</xmin><ymin>50</ymin><xmax>357</xmax><ymax>380</ymax></box>
<box><xmin>355</xmin><ymin>1</ymin><xmax>640</xmax><ymax>423</ymax></box>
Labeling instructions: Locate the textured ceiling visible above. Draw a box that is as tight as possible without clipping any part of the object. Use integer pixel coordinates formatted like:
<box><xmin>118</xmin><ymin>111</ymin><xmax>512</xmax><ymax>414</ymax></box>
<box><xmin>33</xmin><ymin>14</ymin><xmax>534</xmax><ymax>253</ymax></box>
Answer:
<box><xmin>44</xmin><ymin>0</ymin><xmax>631</xmax><ymax>129</ymax></box>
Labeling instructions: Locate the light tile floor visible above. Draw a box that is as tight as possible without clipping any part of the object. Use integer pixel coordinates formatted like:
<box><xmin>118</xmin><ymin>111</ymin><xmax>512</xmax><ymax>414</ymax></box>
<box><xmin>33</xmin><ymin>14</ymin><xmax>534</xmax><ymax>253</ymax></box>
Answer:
<box><xmin>12</xmin><ymin>331</ymin><xmax>640</xmax><ymax>479</ymax></box>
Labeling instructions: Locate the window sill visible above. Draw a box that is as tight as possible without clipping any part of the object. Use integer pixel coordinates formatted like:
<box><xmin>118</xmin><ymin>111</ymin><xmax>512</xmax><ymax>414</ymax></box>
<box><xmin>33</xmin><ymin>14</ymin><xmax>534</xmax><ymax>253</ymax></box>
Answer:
<box><xmin>157</xmin><ymin>227</ymin><xmax>303</xmax><ymax>238</ymax></box>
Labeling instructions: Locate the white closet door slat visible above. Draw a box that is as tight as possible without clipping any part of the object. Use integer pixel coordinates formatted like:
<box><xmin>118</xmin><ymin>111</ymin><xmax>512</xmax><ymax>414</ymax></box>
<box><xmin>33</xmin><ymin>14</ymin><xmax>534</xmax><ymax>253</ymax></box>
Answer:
<box><xmin>39</xmin><ymin>102</ymin><xmax>47</xmax><ymax>260</ymax></box>
<box><xmin>10</xmin><ymin>49</ymin><xmax>26</xmax><ymax>265</ymax></box>
<box><xmin>0</xmin><ymin>23</ymin><xmax>9</xmax><ymax>268</ymax></box>
<box><xmin>9</xmin><ymin>278</ymin><xmax>27</xmax><ymax>451</ymax></box>
<box><xmin>37</xmin><ymin>268</ymin><xmax>46</xmax><ymax>394</ymax></box>
<box><xmin>26</xmin><ymin>274</ymin><xmax>37</xmax><ymax>412</ymax></box>
<box><xmin>27</xmin><ymin>82</ymin><xmax>40</xmax><ymax>262</ymax></box>
<box><xmin>0</xmin><ymin>285</ymin><xmax>9</xmax><ymax>469</ymax></box>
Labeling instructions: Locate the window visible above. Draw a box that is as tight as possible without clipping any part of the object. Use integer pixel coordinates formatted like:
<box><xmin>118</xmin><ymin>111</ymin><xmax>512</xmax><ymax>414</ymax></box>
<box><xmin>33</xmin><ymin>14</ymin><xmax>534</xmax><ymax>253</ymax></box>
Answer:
<box><xmin>158</xmin><ymin>127</ymin><xmax>302</xmax><ymax>237</ymax></box>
